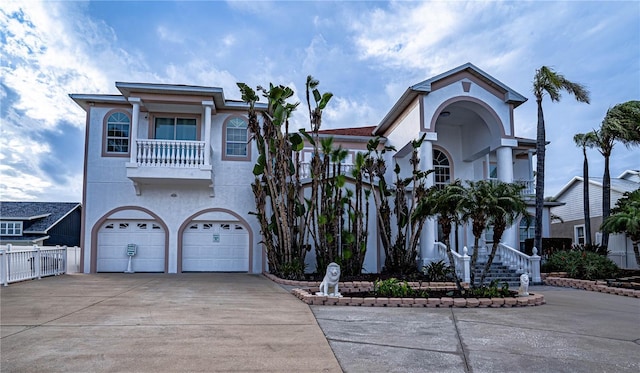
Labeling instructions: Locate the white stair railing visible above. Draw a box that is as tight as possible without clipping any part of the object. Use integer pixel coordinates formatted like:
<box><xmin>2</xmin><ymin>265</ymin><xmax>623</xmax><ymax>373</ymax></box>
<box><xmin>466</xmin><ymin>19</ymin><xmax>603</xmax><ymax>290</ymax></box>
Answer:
<box><xmin>434</xmin><ymin>242</ymin><xmax>470</xmax><ymax>283</ymax></box>
<box><xmin>496</xmin><ymin>243</ymin><xmax>541</xmax><ymax>283</ymax></box>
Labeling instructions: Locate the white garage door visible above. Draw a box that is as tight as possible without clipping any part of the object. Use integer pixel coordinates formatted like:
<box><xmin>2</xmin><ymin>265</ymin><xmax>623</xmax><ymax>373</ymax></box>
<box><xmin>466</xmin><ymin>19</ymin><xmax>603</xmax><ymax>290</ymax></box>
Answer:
<box><xmin>182</xmin><ymin>222</ymin><xmax>249</xmax><ymax>272</ymax></box>
<box><xmin>97</xmin><ymin>220</ymin><xmax>165</xmax><ymax>272</ymax></box>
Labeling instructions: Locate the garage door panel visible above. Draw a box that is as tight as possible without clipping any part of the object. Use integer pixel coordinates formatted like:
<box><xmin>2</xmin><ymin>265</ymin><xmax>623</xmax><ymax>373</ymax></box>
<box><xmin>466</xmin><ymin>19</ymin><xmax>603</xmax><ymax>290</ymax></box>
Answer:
<box><xmin>98</xmin><ymin>220</ymin><xmax>165</xmax><ymax>273</ymax></box>
<box><xmin>182</xmin><ymin>221</ymin><xmax>248</xmax><ymax>272</ymax></box>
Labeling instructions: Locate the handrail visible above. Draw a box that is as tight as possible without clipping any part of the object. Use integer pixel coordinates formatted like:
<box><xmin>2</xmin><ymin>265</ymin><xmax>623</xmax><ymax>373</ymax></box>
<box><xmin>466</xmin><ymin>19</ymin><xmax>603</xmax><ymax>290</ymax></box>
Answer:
<box><xmin>434</xmin><ymin>242</ymin><xmax>470</xmax><ymax>283</ymax></box>
<box><xmin>497</xmin><ymin>243</ymin><xmax>541</xmax><ymax>283</ymax></box>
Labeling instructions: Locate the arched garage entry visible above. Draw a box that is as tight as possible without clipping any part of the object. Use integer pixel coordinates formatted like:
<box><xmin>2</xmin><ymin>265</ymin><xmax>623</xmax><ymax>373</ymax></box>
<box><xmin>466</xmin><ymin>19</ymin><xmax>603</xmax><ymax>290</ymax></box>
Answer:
<box><xmin>91</xmin><ymin>207</ymin><xmax>169</xmax><ymax>273</ymax></box>
<box><xmin>178</xmin><ymin>208</ymin><xmax>253</xmax><ymax>272</ymax></box>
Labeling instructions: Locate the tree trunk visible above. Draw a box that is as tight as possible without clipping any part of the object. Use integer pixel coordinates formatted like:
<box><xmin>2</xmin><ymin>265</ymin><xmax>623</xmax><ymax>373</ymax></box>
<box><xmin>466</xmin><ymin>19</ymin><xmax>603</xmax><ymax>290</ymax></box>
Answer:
<box><xmin>534</xmin><ymin>97</ymin><xmax>545</xmax><ymax>255</ymax></box>
<box><xmin>602</xmin><ymin>155</ymin><xmax>611</xmax><ymax>247</ymax></box>
<box><xmin>480</xmin><ymin>223</ymin><xmax>505</xmax><ymax>286</ymax></box>
<box><xmin>582</xmin><ymin>147</ymin><xmax>592</xmax><ymax>246</ymax></box>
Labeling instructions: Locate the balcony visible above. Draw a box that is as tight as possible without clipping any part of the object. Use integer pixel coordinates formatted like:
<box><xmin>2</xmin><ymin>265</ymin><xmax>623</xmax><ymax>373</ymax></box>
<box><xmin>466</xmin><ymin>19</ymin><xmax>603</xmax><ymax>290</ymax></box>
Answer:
<box><xmin>298</xmin><ymin>162</ymin><xmax>355</xmax><ymax>179</ymax></box>
<box><xmin>126</xmin><ymin>139</ymin><xmax>213</xmax><ymax>194</ymax></box>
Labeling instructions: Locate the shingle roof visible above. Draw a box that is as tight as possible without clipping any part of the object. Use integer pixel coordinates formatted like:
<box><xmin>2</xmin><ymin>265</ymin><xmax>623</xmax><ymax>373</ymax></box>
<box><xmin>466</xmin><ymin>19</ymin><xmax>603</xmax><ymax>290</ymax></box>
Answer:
<box><xmin>317</xmin><ymin>126</ymin><xmax>377</xmax><ymax>137</ymax></box>
<box><xmin>0</xmin><ymin>202</ymin><xmax>81</xmax><ymax>233</ymax></box>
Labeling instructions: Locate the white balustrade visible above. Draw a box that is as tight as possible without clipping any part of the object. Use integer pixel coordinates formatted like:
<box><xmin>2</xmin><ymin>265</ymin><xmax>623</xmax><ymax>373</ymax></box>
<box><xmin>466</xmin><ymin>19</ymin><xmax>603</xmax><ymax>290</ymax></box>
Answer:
<box><xmin>434</xmin><ymin>242</ymin><xmax>470</xmax><ymax>283</ymax></box>
<box><xmin>515</xmin><ymin>179</ymin><xmax>535</xmax><ymax>195</ymax></box>
<box><xmin>1</xmin><ymin>244</ymin><xmax>70</xmax><ymax>286</ymax></box>
<box><xmin>136</xmin><ymin>140</ymin><xmax>206</xmax><ymax>168</ymax></box>
<box><xmin>298</xmin><ymin>162</ymin><xmax>354</xmax><ymax>179</ymax></box>
<box><xmin>497</xmin><ymin>243</ymin><xmax>541</xmax><ymax>283</ymax></box>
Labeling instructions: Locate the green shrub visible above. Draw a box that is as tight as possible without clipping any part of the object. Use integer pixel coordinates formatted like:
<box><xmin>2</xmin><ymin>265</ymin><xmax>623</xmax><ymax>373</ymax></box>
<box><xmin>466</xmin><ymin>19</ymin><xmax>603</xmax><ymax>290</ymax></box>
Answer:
<box><xmin>545</xmin><ymin>251</ymin><xmax>618</xmax><ymax>280</ymax></box>
<box><xmin>422</xmin><ymin>260</ymin><xmax>457</xmax><ymax>282</ymax></box>
<box><xmin>468</xmin><ymin>280</ymin><xmax>511</xmax><ymax>298</ymax></box>
<box><xmin>373</xmin><ymin>278</ymin><xmax>429</xmax><ymax>298</ymax></box>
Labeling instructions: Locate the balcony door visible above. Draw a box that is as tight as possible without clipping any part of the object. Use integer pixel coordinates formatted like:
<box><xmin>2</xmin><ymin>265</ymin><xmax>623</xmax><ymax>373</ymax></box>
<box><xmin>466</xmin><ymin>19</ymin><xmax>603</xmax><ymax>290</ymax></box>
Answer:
<box><xmin>154</xmin><ymin>117</ymin><xmax>197</xmax><ymax>141</ymax></box>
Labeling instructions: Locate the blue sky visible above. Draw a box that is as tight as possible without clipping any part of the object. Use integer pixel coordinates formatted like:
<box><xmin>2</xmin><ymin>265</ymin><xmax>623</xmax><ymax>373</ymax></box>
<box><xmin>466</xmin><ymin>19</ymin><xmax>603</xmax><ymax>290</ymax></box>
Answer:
<box><xmin>1</xmin><ymin>0</ymin><xmax>638</xmax><ymax>202</ymax></box>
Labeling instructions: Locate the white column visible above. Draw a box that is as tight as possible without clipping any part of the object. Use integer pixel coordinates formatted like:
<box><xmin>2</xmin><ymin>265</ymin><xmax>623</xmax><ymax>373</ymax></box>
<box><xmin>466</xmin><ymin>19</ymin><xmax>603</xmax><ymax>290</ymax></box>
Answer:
<box><xmin>129</xmin><ymin>97</ymin><xmax>141</xmax><ymax>164</ymax></box>
<box><xmin>419</xmin><ymin>133</ymin><xmax>437</xmax><ymax>265</ymax></box>
<box><xmin>497</xmin><ymin>144</ymin><xmax>518</xmax><ymax>248</ymax></box>
<box><xmin>496</xmin><ymin>146</ymin><xmax>513</xmax><ymax>183</ymax></box>
<box><xmin>202</xmin><ymin>101</ymin><xmax>213</xmax><ymax>166</ymax></box>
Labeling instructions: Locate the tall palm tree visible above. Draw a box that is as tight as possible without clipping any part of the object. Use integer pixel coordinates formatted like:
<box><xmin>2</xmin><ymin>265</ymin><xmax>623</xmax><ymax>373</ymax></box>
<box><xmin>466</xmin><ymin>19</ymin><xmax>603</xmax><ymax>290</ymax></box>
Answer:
<box><xmin>601</xmin><ymin>189</ymin><xmax>640</xmax><ymax>267</ymax></box>
<box><xmin>573</xmin><ymin>132</ymin><xmax>597</xmax><ymax>246</ymax></box>
<box><xmin>480</xmin><ymin>182</ymin><xmax>527</xmax><ymax>286</ymax></box>
<box><xmin>595</xmin><ymin>101</ymin><xmax>640</xmax><ymax>247</ymax></box>
<box><xmin>533</xmin><ymin>66</ymin><xmax>590</xmax><ymax>253</ymax></box>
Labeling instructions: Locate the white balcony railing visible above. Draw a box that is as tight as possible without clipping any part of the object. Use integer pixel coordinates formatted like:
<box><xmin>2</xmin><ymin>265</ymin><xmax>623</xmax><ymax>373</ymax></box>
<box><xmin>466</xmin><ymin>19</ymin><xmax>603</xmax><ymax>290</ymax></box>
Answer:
<box><xmin>136</xmin><ymin>140</ymin><xmax>207</xmax><ymax>168</ymax></box>
<box><xmin>515</xmin><ymin>179</ymin><xmax>535</xmax><ymax>195</ymax></box>
<box><xmin>298</xmin><ymin>162</ymin><xmax>354</xmax><ymax>179</ymax></box>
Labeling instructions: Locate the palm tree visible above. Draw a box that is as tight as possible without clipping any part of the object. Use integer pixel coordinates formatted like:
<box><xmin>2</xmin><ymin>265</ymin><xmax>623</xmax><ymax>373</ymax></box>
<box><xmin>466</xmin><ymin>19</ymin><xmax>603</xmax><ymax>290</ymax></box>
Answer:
<box><xmin>459</xmin><ymin>180</ymin><xmax>497</xmax><ymax>286</ymax></box>
<box><xmin>423</xmin><ymin>180</ymin><xmax>466</xmax><ymax>291</ymax></box>
<box><xmin>601</xmin><ymin>189</ymin><xmax>640</xmax><ymax>267</ymax></box>
<box><xmin>595</xmin><ymin>101</ymin><xmax>640</xmax><ymax>247</ymax></box>
<box><xmin>573</xmin><ymin>132</ymin><xmax>597</xmax><ymax>246</ymax></box>
<box><xmin>479</xmin><ymin>182</ymin><xmax>527</xmax><ymax>286</ymax></box>
<box><xmin>533</xmin><ymin>66</ymin><xmax>590</xmax><ymax>254</ymax></box>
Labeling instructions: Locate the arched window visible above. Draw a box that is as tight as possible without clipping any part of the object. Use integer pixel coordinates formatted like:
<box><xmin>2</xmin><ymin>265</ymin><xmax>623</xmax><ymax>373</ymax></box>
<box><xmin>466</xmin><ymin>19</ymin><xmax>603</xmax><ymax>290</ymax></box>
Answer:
<box><xmin>104</xmin><ymin>111</ymin><xmax>131</xmax><ymax>155</ymax></box>
<box><xmin>223</xmin><ymin>116</ymin><xmax>250</xmax><ymax>161</ymax></box>
<box><xmin>433</xmin><ymin>149</ymin><xmax>451</xmax><ymax>189</ymax></box>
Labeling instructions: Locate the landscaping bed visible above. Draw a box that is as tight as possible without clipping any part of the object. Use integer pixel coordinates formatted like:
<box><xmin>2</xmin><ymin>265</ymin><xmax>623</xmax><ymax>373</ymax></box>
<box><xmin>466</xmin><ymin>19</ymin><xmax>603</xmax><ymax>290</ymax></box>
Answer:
<box><xmin>264</xmin><ymin>272</ymin><xmax>545</xmax><ymax>308</ymax></box>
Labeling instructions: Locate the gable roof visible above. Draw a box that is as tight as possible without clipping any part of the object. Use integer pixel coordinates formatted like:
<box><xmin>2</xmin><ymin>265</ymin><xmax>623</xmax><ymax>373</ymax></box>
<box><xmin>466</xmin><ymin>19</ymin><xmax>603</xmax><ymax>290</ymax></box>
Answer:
<box><xmin>553</xmin><ymin>176</ymin><xmax>640</xmax><ymax>200</ymax></box>
<box><xmin>374</xmin><ymin>62</ymin><xmax>527</xmax><ymax>136</ymax></box>
<box><xmin>0</xmin><ymin>202</ymin><xmax>81</xmax><ymax>234</ymax></box>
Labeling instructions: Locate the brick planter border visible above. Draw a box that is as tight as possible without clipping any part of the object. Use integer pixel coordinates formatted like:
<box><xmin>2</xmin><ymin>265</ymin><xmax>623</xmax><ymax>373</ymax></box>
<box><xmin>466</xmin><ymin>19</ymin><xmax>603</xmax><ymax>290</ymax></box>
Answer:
<box><xmin>263</xmin><ymin>272</ymin><xmax>545</xmax><ymax>308</ymax></box>
<box><xmin>544</xmin><ymin>276</ymin><xmax>640</xmax><ymax>298</ymax></box>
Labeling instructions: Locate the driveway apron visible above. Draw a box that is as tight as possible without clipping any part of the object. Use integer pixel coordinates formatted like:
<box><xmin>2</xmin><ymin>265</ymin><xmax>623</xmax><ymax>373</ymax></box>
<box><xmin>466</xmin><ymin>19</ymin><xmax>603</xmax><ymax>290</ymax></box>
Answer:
<box><xmin>1</xmin><ymin>273</ymin><xmax>341</xmax><ymax>372</ymax></box>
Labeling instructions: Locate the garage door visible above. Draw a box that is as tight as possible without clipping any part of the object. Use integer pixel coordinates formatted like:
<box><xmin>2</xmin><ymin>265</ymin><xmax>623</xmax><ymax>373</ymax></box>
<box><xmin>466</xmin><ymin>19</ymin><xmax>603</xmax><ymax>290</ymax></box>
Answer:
<box><xmin>97</xmin><ymin>220</ymin><xmax>165</xmax><ymax>272</ymax></box>
<box><xmin>182</xmin><ymin>222</ymin><xmax>249</xmax><ymax>272</ymax></box>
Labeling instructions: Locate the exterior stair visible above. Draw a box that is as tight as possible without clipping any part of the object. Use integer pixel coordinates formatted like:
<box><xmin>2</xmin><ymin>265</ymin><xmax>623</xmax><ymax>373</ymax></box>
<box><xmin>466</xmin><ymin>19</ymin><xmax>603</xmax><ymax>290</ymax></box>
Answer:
<box><xmin>472</xmin><ymin>259</ymin><xmax>522</xmax><ymax>288</ymax></box>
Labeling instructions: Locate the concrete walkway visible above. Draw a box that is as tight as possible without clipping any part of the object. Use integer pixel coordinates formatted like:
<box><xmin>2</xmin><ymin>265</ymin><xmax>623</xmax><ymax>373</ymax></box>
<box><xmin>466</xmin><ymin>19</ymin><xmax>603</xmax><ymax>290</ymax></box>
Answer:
<box><xmin>1</xmin><ymin>273</ymin><xmax>341</xmax><ymax>372</ymax></box>
<box><xmin>312</xmin><ymin>286</ymin><xmax>640</xmax><ymax>373</ymax></box>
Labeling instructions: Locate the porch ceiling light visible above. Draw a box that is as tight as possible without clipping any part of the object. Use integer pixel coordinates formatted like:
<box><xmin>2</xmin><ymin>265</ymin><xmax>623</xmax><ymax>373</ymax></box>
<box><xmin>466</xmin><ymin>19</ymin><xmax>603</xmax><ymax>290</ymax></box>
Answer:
<box><xmin>440</xmin><ymin>111</ymin><xmax>451</xmax><ymax>117</ymax></box>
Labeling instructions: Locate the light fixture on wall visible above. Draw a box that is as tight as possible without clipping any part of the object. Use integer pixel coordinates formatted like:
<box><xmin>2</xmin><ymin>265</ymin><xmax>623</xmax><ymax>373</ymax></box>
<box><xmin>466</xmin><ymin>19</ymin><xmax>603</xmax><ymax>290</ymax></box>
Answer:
<box><xmin>440</xmin><ymin>111</ymin><xmax>451</xmax><ymax>117</ymax></box>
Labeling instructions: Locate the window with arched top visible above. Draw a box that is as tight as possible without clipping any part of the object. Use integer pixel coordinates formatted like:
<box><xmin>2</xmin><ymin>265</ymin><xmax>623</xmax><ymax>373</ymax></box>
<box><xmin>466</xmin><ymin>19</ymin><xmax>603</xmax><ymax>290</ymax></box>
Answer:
<box><xmin>433</xmin><ymin>149</ymin><xmax>451</xmax><ymax>189</ymax></box>
<box><xmin>104</xmin><ymin>111</ymin><xmax>131</xmax><ymax>156</ymax></box>
<box><xmin>222</xmin><ymin>116</ymin><xmax>250</xmax><ymax>161</ymax></box>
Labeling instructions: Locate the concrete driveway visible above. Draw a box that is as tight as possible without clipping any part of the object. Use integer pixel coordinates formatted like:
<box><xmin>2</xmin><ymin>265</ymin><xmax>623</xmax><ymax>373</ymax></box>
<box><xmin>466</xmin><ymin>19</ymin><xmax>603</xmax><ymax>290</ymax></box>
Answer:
<box><xmin>3</xmin><ymin>275</ymin><xmax>639</xmax><ymax>373</ymax></box>
<box><xmin>1</xmin><ymin>273</ymin><xmax>341</xmax><ymax>372</ymax></box>
<box><xmin>312</xmin><ymin>286</ymin><xmax>640</xmax><ymax>373</ymax></box>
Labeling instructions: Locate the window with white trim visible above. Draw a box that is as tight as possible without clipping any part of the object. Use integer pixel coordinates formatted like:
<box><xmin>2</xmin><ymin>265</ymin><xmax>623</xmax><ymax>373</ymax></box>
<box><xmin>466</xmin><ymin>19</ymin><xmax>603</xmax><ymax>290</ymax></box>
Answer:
<box><xmin>225</xmin><ymin>117</ymin><xmax>248</xmax><ymax>157</ymax></box>
<box><xmin>574</xmin><ymin>225</ymin><xmax>586</xmax><ymax>245</ymax></box>
<box><xmin>433</xmin><ymin>149</ymin><xmax>451</xmax><ymax>189</ymax></box>
<box><xmin>1</xmin><ymin>221</ymin><xmax>23</xmax><ymax>236</ymax></box>
<box><xmin>519</xmin><ymin>216</ymin><xmax>534</xmax><ymax>251</ymax></box>
<box><xmin>105</xmin><ymin>112</ymin><xmax>131</xmax><ymax>154</ymax></box>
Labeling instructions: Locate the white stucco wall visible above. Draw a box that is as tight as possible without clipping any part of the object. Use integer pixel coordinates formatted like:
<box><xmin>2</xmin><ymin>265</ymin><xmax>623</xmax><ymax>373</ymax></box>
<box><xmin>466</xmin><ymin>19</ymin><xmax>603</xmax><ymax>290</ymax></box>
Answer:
<box><xmin>83</xmin><ymin>106</ymin><xmax>263</xmax><ymax>273</ymax></box>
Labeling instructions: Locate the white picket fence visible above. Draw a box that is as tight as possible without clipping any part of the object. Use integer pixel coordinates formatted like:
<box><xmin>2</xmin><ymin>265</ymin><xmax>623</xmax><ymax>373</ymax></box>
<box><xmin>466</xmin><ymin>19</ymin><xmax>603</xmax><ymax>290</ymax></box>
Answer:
<box><xmin>0</xmin><ymin>244</ymin><xmax>77</xmax><ymax>286</ymax></box>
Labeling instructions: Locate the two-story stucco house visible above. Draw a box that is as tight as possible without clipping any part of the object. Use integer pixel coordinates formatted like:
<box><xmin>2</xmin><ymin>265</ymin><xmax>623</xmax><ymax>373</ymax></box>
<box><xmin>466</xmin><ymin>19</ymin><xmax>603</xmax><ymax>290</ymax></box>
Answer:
<box><xmin>71</xmin><ymin>63</ymin><xmax>550</xmax><ymax>274</ymax></box>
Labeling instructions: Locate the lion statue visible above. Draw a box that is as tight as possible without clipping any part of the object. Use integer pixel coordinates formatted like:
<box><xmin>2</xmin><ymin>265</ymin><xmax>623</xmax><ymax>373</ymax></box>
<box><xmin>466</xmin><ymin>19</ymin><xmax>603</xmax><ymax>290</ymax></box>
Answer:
<box><xmin>518</xmin><ymin>273</ymin><xmax>529</xmax><ymax>296</ymax></box>
<box><xmin>316</xmin><ymin>262</ymin><xmax>342</xmax><ymax>297</ymax></box>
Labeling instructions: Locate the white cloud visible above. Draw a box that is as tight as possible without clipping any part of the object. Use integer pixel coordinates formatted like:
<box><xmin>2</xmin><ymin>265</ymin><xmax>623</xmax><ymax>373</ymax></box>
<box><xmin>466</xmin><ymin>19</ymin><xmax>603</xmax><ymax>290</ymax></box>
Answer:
<box><xmin>324</xmin><ymin>96</ymin><xmax>378</xmax><ymax>128</ymax></box>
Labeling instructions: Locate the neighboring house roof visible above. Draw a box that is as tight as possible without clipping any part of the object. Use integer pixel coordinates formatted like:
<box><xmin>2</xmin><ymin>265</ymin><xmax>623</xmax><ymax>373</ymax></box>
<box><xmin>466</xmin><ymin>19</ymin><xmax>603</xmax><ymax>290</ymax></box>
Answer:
<box><xmin>317</xmin><ymin>126</ymin><xmax>376</xmax><ymax>137</ymax></box>
<box><xmin>618</xmin><ymin>169</ymin><xmax>640</xmax><ymax>182</ymax></box>
<box><xmin>0</xmin><ymin>202</ymin><xmax>81</xmax><ymax>243</ymax></box>
<box><xmin>374</xmin><ymin>62</ymin><xmax>528</xmax><ymax>136</ymax></box>
<box><xmin>553</xmin><ymin>176</ymin><xmax>640</xmax><ymax>200</ymax></box>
